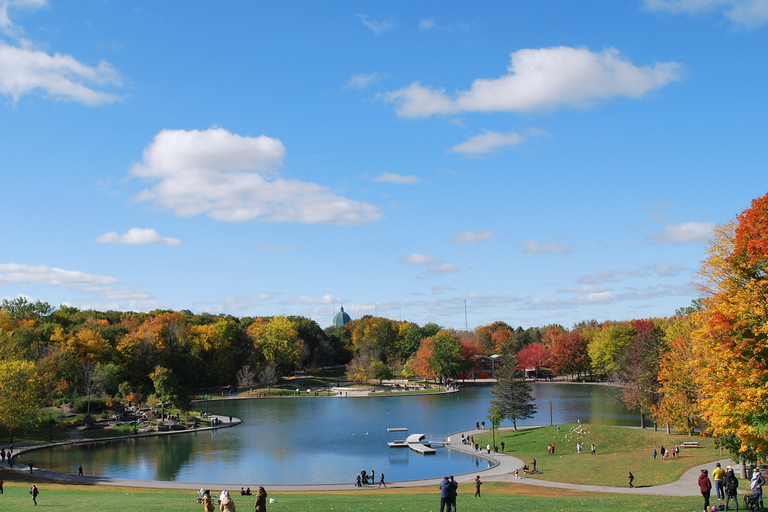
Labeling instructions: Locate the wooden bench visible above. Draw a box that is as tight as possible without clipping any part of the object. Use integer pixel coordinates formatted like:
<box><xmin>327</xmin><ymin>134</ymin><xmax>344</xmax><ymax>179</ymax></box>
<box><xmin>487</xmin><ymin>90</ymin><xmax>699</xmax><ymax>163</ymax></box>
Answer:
<box><xmin>681</xmin><ymin>441</ymin><xmax>700</xmax><ymax>448</ymax></box>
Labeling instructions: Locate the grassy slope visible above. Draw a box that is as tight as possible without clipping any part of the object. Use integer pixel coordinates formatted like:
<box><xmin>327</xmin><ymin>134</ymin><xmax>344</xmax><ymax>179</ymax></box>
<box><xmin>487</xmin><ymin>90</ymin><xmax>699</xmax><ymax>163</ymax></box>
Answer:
<box><xmin>473</xmin><ymin>423</ymin><xmax>722</xmax><ymax>487</ymax></box>
<box><xmin>0</xmin><ymin>476</ymin><xmax>705</xmax><ymax>512</ymax></box>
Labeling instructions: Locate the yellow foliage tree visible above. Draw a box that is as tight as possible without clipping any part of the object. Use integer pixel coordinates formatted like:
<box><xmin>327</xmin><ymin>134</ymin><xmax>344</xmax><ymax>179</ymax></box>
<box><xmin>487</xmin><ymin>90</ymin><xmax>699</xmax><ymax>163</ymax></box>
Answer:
<box><xmin>0</xmin><ymin>359</ymin><xmax>43</xmax><ymax>443</ymax></box>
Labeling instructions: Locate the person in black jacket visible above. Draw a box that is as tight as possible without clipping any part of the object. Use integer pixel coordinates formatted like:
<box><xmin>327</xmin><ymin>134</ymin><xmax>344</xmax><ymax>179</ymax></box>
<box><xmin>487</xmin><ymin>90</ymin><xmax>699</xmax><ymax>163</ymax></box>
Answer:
<box><xmin>723</xmin><ymin>466</ymin><xmax>739</xmax><ymax>511</ymax></box>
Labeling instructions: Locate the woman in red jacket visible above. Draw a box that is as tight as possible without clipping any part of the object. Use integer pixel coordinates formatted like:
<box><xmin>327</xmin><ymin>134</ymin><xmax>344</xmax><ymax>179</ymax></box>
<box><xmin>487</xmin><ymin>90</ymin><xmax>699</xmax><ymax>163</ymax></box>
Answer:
<box><xmin>698</xmin><ymin>469</ymin><xmax>712</xmax><ymax>512</ymax></box>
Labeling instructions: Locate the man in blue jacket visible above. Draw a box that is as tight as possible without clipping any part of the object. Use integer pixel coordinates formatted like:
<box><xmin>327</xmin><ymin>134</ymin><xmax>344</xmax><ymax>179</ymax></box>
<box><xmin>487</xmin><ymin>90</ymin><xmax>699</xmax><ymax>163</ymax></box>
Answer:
<box><xmin>439</xmin><ymin>476</ymin><xmax>452</xmax><ymax>512</ymax></box>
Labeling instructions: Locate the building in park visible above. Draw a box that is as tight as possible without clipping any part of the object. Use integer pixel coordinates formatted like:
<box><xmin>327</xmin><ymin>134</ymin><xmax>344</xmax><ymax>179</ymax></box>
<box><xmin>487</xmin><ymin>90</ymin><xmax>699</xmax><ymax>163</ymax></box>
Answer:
<box><xmin>333</xmin><ymin>306</ymin><xmax>351</xmax><ymax>326</ymax></box>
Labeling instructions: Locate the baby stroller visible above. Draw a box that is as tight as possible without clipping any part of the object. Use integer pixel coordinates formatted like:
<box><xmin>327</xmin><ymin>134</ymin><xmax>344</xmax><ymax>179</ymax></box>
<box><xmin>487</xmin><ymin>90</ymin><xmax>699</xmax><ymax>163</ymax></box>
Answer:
<box><xmin>744</xmin><ymin>491</ymin><xmax>761</xmax><ymax>511</ymax></box>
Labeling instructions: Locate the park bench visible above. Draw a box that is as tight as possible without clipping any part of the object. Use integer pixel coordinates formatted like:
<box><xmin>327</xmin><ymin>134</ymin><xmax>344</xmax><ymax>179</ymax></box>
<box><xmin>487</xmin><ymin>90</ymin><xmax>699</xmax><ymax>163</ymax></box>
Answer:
<box><xmin>681</xmin><ymin>441</ymin><xmax>700</xmax><ymax>448</ymax></box>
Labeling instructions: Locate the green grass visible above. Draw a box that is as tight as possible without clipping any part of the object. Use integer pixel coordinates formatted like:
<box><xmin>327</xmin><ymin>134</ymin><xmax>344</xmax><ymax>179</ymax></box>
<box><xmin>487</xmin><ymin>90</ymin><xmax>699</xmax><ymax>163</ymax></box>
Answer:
<box><xmin>0</xmin><ymin>474</ymin><xmax>712</xmax><ymax>512</ymax></box>
<box><xmin>474</xmin><ymin>423</ymin><xmax>723</xmax><ymax>487</ymax></box>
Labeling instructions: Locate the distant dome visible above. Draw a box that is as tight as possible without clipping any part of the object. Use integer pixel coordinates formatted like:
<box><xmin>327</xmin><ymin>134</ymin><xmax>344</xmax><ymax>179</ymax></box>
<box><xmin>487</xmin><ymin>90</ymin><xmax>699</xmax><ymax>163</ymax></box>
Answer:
<box><xmin>333</xmin><ymin>306</ymin><xmax>351</xmax><ymax>326</ymax></box>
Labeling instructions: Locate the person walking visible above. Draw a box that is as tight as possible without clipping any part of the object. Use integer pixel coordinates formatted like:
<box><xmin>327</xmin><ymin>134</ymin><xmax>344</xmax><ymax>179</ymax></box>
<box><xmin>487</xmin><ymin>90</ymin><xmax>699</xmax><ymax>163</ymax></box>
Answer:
<box><xmin>628</xmin><ymin>471</ymin><xmax>635</xmax><ymax>488</ymax></box>
<box><xmin>699</xmin><ymin>469</ymin><xmax>712</xmax><ymax>512</ymax></box>
<box><xmin>713</xmin><ymin>463</ymin><xmax>726</xmax><ymax>500</ymax></box>
<box><xmin>591</xmin><ymin>443</ymin><xmax>596</xmax><ymax>455</ymax></box>
<box><xmin>474</xmin><ymin>475</ymin><xmax>481</xmax><ymax>497</ymax></box>
<box><xmin>0</xmin><ymin>476</ymin><xmax>4</xmax><ymax>494</ymax></box>
<box><xmin>379</xmin><ymin>473</ymin><xmax>386</xmax><ymax>488</ymax></box>
<box><xmin>30</xmin><ymin>484</ymin><xmax>39</xmax><ymax>506</ymax></box>
<box><xmin>751</xmin><ymin>468</ymin><xmax>765</xmax><ymax>509</ymax></box>
<box><xmin>723</xmin><ymin>466</ymin><xmax>739</xmax><ymax>511</ymax></box>
<box><xmin>254</xmin><ymin>486</ymin><xmax>267</xmax><ymax>512</ymax></box>
<box><xmin>78</xmin><ymin>465</ymin><xmax>83</xmax><ymax>477</ymax></box>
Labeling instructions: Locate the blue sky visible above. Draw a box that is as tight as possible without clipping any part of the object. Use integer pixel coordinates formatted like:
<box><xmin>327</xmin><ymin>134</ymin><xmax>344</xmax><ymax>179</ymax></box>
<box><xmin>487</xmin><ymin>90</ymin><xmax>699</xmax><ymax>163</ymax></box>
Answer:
<box><xmin>1</xmin><ymin>0</ymin><xmax>767</xmax><ymax>330</ymax></box>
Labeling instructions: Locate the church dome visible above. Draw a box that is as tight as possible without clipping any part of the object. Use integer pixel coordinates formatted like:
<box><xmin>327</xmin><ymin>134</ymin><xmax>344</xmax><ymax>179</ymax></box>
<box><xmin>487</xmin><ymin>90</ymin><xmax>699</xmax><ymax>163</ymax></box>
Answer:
<box><xmin>333</xmin><ymin>306</ymin><xmax>351</xmax><ymax>326</ymax></box>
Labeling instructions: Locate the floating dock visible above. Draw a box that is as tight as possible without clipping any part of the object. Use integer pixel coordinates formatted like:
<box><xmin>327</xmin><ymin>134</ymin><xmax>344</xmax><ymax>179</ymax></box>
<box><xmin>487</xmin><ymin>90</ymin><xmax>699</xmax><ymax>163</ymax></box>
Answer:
<box><xmin>386</xmin><ymin>428</ymin><xmax>436</xmax><ymax>454</ymax></box>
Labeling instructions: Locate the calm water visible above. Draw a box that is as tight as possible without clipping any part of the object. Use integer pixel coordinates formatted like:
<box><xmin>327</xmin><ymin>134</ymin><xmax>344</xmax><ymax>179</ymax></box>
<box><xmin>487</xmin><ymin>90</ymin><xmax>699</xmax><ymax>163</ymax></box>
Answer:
<box><xmin>35</xmin><ymin>383</ymin><xmax>636</xmax><ymax>485</ymax></box>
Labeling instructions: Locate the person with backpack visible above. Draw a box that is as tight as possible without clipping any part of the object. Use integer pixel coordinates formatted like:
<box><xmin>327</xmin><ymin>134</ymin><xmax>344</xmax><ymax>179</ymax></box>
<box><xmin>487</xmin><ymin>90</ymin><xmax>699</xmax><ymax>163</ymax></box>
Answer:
<box><xmin>723</xmin><ymin>466</ymin><xmax>739</xmax><ymax>511</ymax></box>
<box><xmin>750</xmin><ymin>469</ymin><xmax>765</xmax><ymax>509</ymax></box>
<box><xmin>30</xmin><ymin>484</ymin><xmax>39</xmax><ymax>506</ymax></box>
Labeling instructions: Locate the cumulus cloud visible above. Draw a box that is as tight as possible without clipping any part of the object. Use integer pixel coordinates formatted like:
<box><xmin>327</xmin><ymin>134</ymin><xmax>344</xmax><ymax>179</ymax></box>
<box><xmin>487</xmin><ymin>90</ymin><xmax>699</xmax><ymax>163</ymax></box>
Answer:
<box><xmin>384</xmin><ymin>46</ymin><xmax>683</xmax><ymax>118</ymax></box>
<box><xmin>522</xmin><ymin>240</ymin><xmax>573</xmax><ymax>254</ymax></box>
<box><xmin>96</xmin><ymin>228</ymin><xmax>182</xmax><ymax>246</ymax></box>
<box><xmin>130</xmin><ymin>127</ymin><xmax>381</xmax><ymax>225</ymax></box>
<box><xmin>0</xmin><ymin>1</ymin><xmax>122</xmax><ymax>105</ymax></box>
<box><xmin>452</xmin><ymin>231</ymin><xmax>496</xmax><ymax>245</ymax></box>
<box><xmin>647</xmin><ymin>221</ymin><xmax>715</xmax><ymax>244</ymax></box>
<box><xmin>644</xmin><ymin>0</ymin><xmax>768</xmax><ymax>28</ymax></box>
<box><xmin>0</xmin><ymin>263</ymin><xmax>117</xmax><ymax>287</ymax></box>
<box><xmin>449</xmin><ymin>130</ymin><xmax>524</xmax><ymax>155</ymax></box>
<box><xmin>346</xmin><ymin>72</ymin><xmax>384</xmax><ymax>90</ymax></box>
<box><xmin>356</xmin><ymin>13</ymin><xmax>396</xmax><ymax>34</ymax></box>
<box><xmin>402</xmin><ymin>253</ymin><xmax>460</xmax><ymax>274</ymax></box>
<box><xmin>374</xmin><ymin>172</ymin><xmax>419</xmax><ymax>184</ymax></box>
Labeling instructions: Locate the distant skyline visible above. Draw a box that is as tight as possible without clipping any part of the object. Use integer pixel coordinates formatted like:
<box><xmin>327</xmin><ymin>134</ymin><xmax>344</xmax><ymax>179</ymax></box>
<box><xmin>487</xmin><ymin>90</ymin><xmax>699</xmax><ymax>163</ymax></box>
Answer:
<box><xmin>1</xmin><ymin>1</ymin><xmax>767</xmax><ymax>329</ymax></box>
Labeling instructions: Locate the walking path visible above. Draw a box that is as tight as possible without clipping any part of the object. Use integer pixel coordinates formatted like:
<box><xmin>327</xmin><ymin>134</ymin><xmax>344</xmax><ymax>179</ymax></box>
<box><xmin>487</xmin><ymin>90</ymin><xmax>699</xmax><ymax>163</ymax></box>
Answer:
<box><xmin>5</xmin><ymin>424</ymin><xmax>736</xmax><ymax>496</ymax></box>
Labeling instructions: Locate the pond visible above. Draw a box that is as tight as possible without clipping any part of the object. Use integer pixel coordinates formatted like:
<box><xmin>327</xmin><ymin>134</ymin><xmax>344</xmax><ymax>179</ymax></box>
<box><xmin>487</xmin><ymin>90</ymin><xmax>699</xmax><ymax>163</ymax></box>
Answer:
<box><xmin>34</xmin><ymin>383</ymin><xmax>636</xmax><ymax>485</ymax></box>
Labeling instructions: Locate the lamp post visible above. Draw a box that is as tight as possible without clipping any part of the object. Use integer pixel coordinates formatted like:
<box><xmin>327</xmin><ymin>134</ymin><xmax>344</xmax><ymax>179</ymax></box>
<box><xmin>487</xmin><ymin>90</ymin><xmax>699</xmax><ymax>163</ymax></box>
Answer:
<box><xmin>549</xmin><ymin>401</ymin><xmax>553</xmax><ymax>426</ymax></box>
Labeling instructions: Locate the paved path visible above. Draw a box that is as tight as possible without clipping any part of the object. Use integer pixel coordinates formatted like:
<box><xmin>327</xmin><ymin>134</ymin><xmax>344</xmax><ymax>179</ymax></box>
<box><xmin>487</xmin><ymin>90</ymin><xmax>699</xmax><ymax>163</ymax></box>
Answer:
<box><xmin>6</xmin><ymin>424</ymin><xmax>737</xmax><ymax>496</ymax></box>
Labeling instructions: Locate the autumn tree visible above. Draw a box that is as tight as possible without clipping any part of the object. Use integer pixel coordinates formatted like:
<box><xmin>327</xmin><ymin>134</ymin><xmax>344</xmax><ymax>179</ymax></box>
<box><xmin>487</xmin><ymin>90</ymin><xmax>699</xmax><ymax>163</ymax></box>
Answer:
<box><xmin>516</xmin><ymin>342</ymin><xmax>552</xmax><ymax>373</ymax></box>
<box><xmin>0</xmin><ymin>359</ymin><xmax>43</xmax><ymax>443</ymax></box>
<box><xmin>249</xmin><ymin>316</ymin><xmax>303</xmax><ymax>374</ymax></box>
<box><xmin>588</xmin><ymin>322</ymin><xmax>636</xmax><ymax>378</ymax></box>
<box><xmin>693</xmin><ymin>193</ymin><xmax>768</xmax><ymax>455</ymax></box>
<box><xmin>430</xmin><ymin>330</ymin><xmax>472</xmax><ymax>383</ymax></box>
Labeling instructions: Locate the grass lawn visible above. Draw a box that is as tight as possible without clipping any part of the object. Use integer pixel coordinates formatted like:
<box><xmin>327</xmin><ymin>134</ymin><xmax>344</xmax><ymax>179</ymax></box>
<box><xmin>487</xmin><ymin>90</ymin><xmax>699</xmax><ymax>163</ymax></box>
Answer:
<box><xmin>0</xmin><ymin>474</ymin><xmax>709</xmax><ymax>512</ymax></box>
<box><xmin>473</xmin><ymin>424</ymin><xmax>724</xmax><ymax>487</ymax></box>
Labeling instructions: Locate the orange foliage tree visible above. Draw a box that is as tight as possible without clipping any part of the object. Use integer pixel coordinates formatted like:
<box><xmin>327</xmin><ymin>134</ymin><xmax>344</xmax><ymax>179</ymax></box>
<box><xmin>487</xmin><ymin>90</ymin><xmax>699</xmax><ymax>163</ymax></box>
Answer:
<box><xmin>693</xmin><ymin>192</ymin><xmax>768</xmax><ymax>454</ymax></box>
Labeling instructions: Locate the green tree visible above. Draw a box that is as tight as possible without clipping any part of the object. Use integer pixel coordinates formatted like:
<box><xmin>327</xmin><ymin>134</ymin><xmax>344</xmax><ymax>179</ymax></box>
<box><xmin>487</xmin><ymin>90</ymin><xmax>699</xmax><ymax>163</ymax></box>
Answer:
<box><xmin>0</xmin><ymin>359</ymin><xmax>43</xmax><ymax>443</ymax></box>
<box><xmin>489</xmin><ymin>353</ymin><xmax>536</xmax><ymax>431</ymax></box>
<box><xmin>430</xmin><ymin>330</ymin><xmax>471</xmax><ymax>383</ymax></box>
<box><xmin>372</xmin><ymin>361</ymin><xmax>394</xmax><ymax>384</ymax></box>
<box><xmin>250</xmin><ymin>316</ymin><xmax>303</xmax><ymax>373</ymax></box>
<box><xmin>150</xmin><ymin>366</ymin><xmax>191</xmax><ymax>411</ymax></box>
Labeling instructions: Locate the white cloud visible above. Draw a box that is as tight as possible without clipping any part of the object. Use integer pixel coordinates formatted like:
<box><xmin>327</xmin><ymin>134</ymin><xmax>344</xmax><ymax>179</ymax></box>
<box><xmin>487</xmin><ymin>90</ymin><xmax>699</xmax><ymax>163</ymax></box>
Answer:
<box><xmin>356</xmin><ymin>13</ymin><xmax>396</xmax><ymax>34</ymax></box>
<box><xmin>449</xmin><ymin>130</ymin><xmax>524</xmax><ymax>155</ymax></box>
<box><xmin>346</xmin><ymin>72</ymin><xmax>384</xmax><ymax>90</ymax></box>
<box><xmin>130</xmin><ymin>127</ymin><xmax>382</xmax><ymax>225</ymax></box>
<box><xmin>0</xmin><ymin>39</ymin><xmax>122</xmax><ymax>104</ymax></box>
<box><xmin>401</xmin><ymin>253</ymin><xmax>460</xmax><ymax>274</ymax></box>
<box><xmin>0</xmin><ymin>263</ymin><xmax>117</xmax><ymax>287</ymax></box>
<box><xmin>452</xmin><ymin>231</ymin><xmax>496</xmax><ymax>245</ymax></box>
<box><xmin>644</xmin><ymin>0</ymin><xmax>768</xmax><ymax>28</ymax></box>
<box><xmin>384</xmin><ymin>46</ymin><xmax>683</xmax><ymax>118</ymax></box>
<box><xmin>559</xmin><ymin>285</ymin><xmax>611</xmax><ymax>293</ymax></box>
<box><xmin>96</xmin><ymin>228</ymin><xmax>182</xmax><ymax>247</ymax></box>
<box><xmin>432</xmin><ymin>284</ymin><xmax>456</xmax><ymax>292</ymax></box>
<box><xmin>375</xmin><ymin>172</ymin><xmax>419</xmax><ymax>184</ymax></box>
<box><xmin>0</xmin><ymin>1</ymin><xmax>122</xmax><ymax>105</ymax></box>
<box><xmin>420</xmin><ymin>18</ymin><xmax>436</xmax><ymax>30</ymax></box>
<box><xmin>522</xmin><ymin>240</ymin><xmax>573</xmax><ymax>254</ymax></box>
<box><xmin>402</xmin><ymin>253</ymin><xmax>436</xmax><ymax>265</ymax></box>
<box><xmin>285</xmin><ymin>294</ymin><xmax>343</xmax><ymax>306</ymax></box>
<box><xmin>578</xmin><ymin>270</ymin><xmax>623</xmax><ymax>284</ymax></box>
<box><xmin>652</xmin><ymin>261</ymin><xmax>686</xmax><ymax>276</ymax></box>
<box><xmin>193</xmin><ymin>294</ymin><xmax>272</xmax><ymax>314</ymax></box>
<box><xmin>647</xmin><ymin>221</ymin><xmax>715</xmax><ymax>244</ymax></box>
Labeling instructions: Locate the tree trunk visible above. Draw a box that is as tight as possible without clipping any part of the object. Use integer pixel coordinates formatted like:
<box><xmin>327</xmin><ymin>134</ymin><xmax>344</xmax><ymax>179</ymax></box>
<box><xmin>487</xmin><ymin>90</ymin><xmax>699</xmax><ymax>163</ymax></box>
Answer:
<box><xmin>640</xmin><ymin>413</ymin><xmax>646</xmax><ymax>429</ymax></box>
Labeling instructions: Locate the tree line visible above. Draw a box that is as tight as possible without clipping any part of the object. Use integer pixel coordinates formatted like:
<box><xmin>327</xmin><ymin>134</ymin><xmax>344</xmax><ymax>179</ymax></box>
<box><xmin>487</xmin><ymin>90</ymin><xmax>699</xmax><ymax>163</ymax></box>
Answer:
<box><xmin>1</xmin><ymin>191</ymin><xmax>768</xmax><ymax>463</ymax></box>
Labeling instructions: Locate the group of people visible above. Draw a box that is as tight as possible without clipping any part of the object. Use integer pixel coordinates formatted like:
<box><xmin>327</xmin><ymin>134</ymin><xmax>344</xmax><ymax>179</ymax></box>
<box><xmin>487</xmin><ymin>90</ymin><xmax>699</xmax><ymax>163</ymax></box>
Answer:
<box><xmin>1</xmin><ymin>447</ymin><xmax>13</xmax><ymax>467</ymax></box>
<box><xmin>699</xmin><ymin>463</ymin><xmax>766</xmax><ymax>512</ymax></box>
<box><xmin>198</xmin><ymin>487</ymin><xmax>268</xmax><ymax>512</ymax></box>
<box><xmin>356</xmin><ymin>469</ymin><xmax>385</xmax><ymax>488</ymax></box>
<box><xmin>439</xmin><ymin>475</ymin><xmax>458</xmax><ymax>512</ymax></box>
<box><xmin>652</xmin><ymin>445</ymin><xmax>679</xmax><ymax>460</ymax></box>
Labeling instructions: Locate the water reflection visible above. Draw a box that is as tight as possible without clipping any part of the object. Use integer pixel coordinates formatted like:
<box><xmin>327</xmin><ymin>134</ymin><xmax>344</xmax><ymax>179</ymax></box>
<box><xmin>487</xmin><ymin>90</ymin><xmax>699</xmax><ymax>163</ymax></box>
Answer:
<box><xmin>37</xmin><ymin>384</ymin><xmax>636</xmax><ymax>485</ymax></box>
